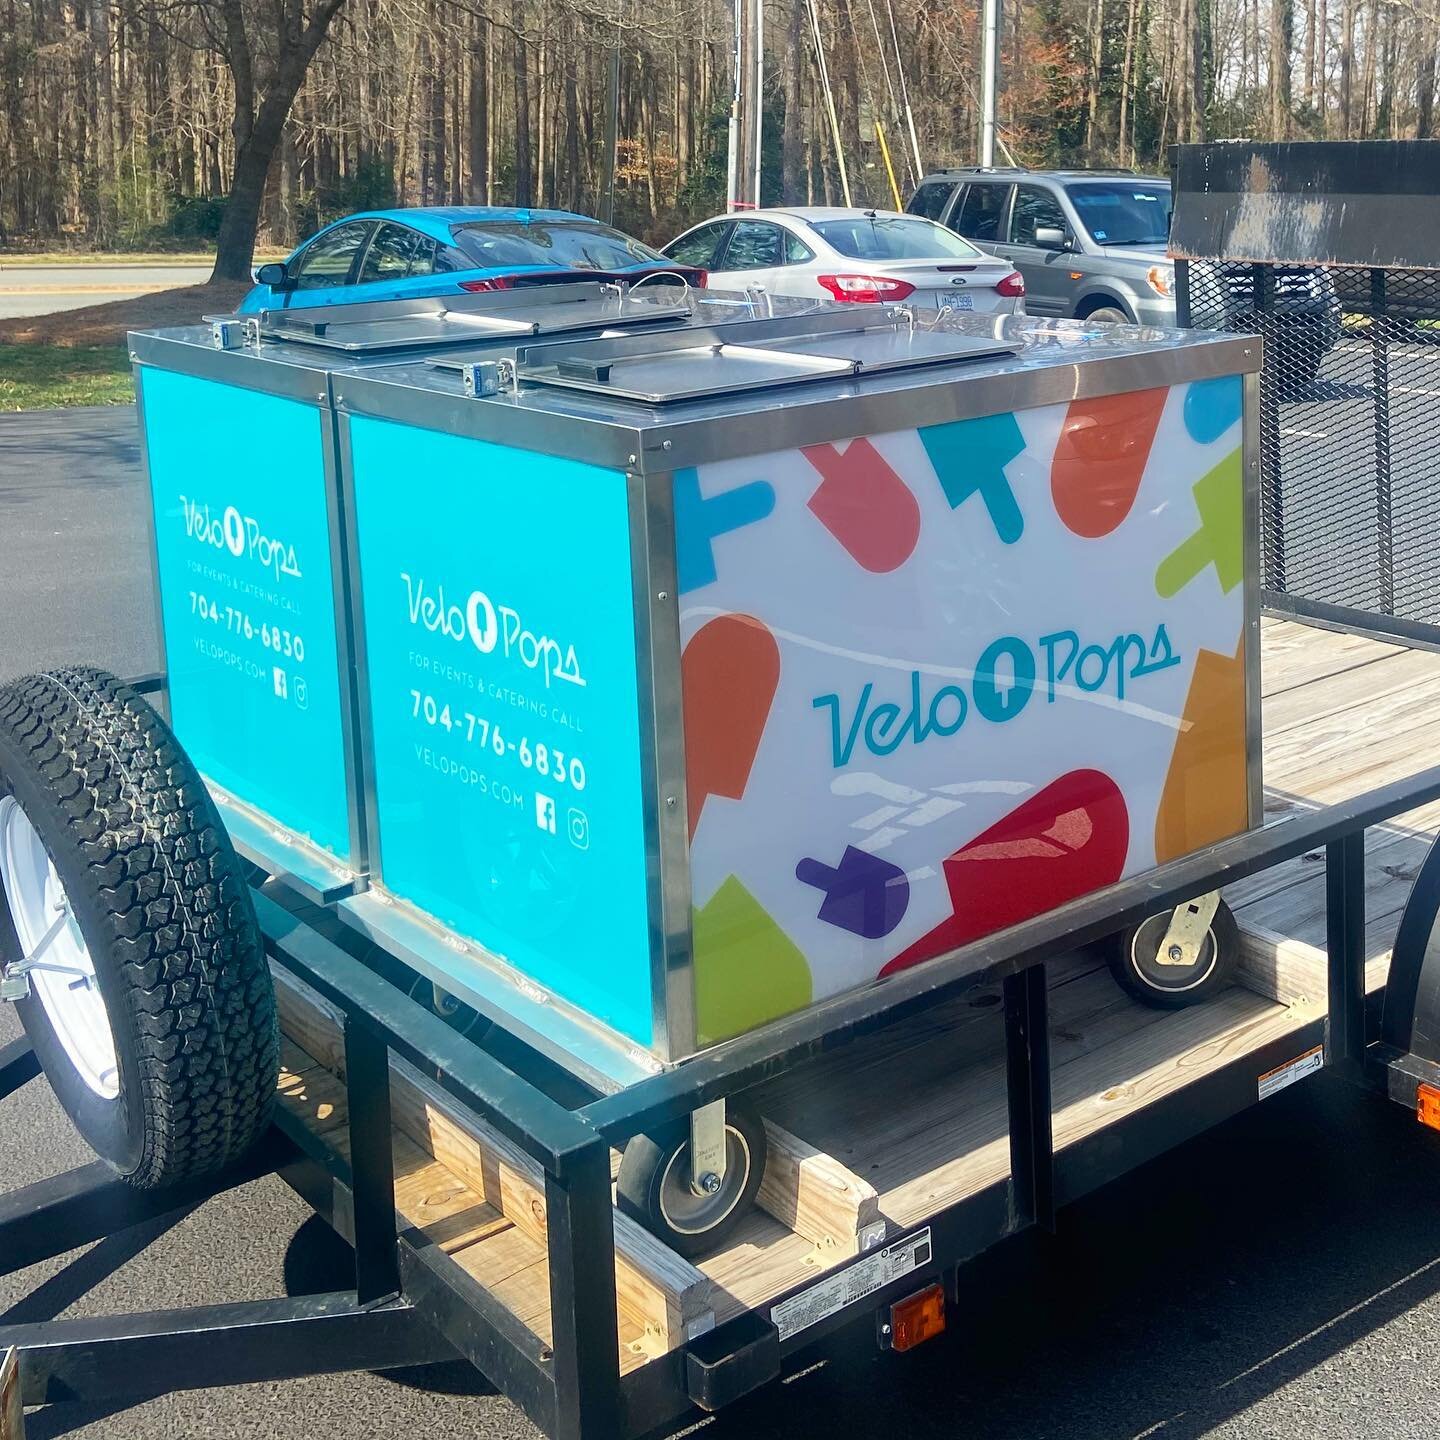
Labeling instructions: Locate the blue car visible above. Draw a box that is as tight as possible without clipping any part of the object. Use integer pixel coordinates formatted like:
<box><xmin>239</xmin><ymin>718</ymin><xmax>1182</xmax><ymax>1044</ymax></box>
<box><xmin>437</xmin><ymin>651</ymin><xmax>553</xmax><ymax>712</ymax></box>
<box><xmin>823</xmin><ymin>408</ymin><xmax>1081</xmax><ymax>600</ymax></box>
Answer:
<box><xmin>238</xmin><ymin>206</ymin><xmax>705</xmax><ymax>312</ymax></box>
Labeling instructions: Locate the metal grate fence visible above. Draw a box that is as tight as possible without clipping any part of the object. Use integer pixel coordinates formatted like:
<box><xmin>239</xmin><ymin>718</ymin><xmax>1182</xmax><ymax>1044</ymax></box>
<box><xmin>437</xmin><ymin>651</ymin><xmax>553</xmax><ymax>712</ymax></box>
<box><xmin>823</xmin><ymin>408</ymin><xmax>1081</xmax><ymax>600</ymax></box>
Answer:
<box><xmin>1178</xmin><ymin>259</ymin><xmax>1440</xmax><ymax>643</ymax></box>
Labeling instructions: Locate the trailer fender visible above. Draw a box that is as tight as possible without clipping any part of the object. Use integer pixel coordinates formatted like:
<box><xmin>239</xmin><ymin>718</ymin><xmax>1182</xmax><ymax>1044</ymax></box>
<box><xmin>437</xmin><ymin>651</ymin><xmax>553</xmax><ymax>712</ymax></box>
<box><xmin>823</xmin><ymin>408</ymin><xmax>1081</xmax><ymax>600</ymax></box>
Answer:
<box><xmin>1381</xmin><ymin>832</ymin><xmax>1440</xmax><ymax>1062</ymax></box>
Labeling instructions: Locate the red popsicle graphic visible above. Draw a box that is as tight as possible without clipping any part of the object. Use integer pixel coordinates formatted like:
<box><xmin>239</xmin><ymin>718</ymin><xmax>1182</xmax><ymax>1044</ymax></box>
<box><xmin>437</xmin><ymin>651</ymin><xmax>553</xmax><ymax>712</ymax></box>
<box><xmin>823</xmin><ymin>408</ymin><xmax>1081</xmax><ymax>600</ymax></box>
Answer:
<box><xmin>802</xmin><ymin>438</ymin><xmax>922</xmax><ymax>572</ymax></box>
<box><xmin>1050</xmin><ymin>388</ymin><xmax>1168</xmax><ymax>538</ymax></box>
<box><xmin>880</xmin><ymin>769</ymin><xmax>1129</xmax><ymax>976</ymax></box>
<box><xmin>682</xmin><ymin>614</ymin><xmax>781</xmax><ymax>840</ymax></box>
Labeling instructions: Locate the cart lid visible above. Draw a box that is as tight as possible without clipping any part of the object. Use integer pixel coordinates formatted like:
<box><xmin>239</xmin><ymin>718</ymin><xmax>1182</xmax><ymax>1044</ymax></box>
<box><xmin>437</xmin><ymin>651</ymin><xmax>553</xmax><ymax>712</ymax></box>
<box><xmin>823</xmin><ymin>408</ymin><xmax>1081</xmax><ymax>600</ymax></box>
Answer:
<box><xmin>239</xmin><ymin>281</ymin><xmax>697</xmax><ymax>355</ymax></box>
<box><xmin>440</xmin><ymin>307</ymin><xmax>1019</xmax><ymax>405</ymax></box>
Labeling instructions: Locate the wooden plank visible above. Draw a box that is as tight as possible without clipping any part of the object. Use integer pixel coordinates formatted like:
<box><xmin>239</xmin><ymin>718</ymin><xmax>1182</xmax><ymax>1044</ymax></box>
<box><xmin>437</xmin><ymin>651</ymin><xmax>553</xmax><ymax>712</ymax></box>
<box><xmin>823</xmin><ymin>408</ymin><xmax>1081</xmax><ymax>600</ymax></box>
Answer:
<box><xmin>1262</xmin><ymin>646</ymin><xmax>1440</xmax><ymax>738</ymax></box>
<box><xmin>758</xmin><ymin>1120</ymin><xmax>885</xmax><ymax>1256</ymax></box>
<box><xmin>448</xmin><ymin>1220</ymin><xmax>657</xmax><ymax>1374</ymax></box>
<box><xmin>1259</xmin><ymin>620</ymin><xmax>1400</xmax><ymax>697</ymax></box>
<box><xmin>272</xmin><ymin>966</ymin><xmax>347</xmax><ymax>1074</ymax></box>
<box><xmin>1262</xmin><ymin>673</ymin><xmax>1440</xmax><ymax>803</ymax></box>
<box><xmin>1238</xmin><ymin>916</ymin><xmax>1394</xmax><ymax>1005</ymax></box>
<box><xmin>1226</xmin><ymin>800</ymin><xmax>1440</xmax><ymax>916</ymax></box>
<box><xmin>1</xmin><ymin>1347</ymin><xmax>22</xmax><ymax>1440</ymax></box>
<box><xmin>270</xmin><ymin>971</ymin><xmax>718</xmax><ymax>1352</ymax></box>
<box><xmin>388</xmin><ymin>1057</ymin><xmax>716</xmax><ymax>1349</ymax></box>
<box><xmin>698</xmin><ymin>1210</ymin><xmax>841</xmax><ymax>1325</ymax></box>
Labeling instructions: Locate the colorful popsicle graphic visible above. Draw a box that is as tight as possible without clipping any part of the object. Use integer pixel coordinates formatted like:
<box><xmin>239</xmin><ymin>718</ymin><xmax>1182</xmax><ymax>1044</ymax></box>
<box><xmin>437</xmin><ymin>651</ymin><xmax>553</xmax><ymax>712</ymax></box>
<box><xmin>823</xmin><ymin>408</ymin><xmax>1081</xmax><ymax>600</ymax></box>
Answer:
<box><xmin>881</xmin><ymin>769</ymin><xmax>1130</xmax><ymax>975</ymax></box>
<box><xmin>1050</xmin><ymin>387</ymin><xmax>1167</xmax><ymax>538</ymax></box>
<box><xmin>802</xmin><ymin>438</ymin><xmax>921</xmax><ymax>573</ymax></box>
<box><xmin>681</xmin><ymin>614</ymin><xmax>781</xmax><ymax>840</ymax></box>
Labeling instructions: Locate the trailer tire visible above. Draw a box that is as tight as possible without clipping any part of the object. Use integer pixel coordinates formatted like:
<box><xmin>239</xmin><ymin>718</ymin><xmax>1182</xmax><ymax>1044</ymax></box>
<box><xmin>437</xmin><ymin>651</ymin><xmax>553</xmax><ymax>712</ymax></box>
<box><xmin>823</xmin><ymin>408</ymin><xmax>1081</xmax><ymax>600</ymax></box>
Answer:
<box><xmin>0</xmin><ymin>668</ymin><xmax>278</xmax><ymax>1189</ymax></box>
<box><xmin>617</xmin><ymin>1104</ymin><xmax>767</xmax><ymax>1258</ymax></box>
<box><xmin>1105</xmin><ymin>897</ymin><xmax>1241</xmax><ymax>1009</ymax></box>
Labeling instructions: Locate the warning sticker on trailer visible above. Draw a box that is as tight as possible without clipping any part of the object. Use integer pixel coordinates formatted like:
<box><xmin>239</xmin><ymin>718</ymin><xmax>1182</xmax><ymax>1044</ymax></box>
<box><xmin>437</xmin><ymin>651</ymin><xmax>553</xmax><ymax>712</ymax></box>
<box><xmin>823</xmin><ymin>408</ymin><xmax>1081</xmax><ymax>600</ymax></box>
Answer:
<box><xmin>770</xmin><ymin>1228</ymin><xmax>933</xmax><ymax>1343</ymax></box>
<box><xmin>1258</xmin><ymin>1044</ymin><xmax>1324</xmax><ymax>1101</ymax></box>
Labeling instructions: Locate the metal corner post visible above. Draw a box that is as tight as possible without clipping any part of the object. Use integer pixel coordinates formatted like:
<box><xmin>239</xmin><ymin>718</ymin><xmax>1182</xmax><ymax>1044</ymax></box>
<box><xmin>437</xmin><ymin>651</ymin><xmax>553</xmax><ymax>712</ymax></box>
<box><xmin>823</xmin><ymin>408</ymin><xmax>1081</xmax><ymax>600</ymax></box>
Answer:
<box><xmin>634</xmin><ymin>464</ymin><xmax>697</xmax><ymax>1064</ymax></box>
<box><xmin>1242</xmin><ymin>365</ymin><xmax>1265</xmax><ymax>827</ymax></box>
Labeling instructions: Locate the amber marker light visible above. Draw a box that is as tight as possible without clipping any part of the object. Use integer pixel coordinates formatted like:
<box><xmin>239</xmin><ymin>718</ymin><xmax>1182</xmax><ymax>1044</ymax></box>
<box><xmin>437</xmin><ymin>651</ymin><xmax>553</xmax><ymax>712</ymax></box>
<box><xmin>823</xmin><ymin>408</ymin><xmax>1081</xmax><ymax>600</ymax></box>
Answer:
<box><xmin>887</xmin><ymin>1284</ymin><xmax>946</xmax><ymax>1352</ymax></box>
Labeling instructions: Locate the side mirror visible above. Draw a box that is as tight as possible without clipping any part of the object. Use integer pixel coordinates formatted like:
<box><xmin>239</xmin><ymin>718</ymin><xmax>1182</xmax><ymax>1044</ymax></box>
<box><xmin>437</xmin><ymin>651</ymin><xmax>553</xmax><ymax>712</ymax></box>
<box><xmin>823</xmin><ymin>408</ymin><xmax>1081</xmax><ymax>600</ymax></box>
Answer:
<box><xmin>255</xmin><ymin>261</ymin><xmax>294</xmax><ymax>290</ymax></box>
<box><xmin>1034</xmin><ymin>226</ymin><xmax>1070</xmax><ymax>251</ymax></box>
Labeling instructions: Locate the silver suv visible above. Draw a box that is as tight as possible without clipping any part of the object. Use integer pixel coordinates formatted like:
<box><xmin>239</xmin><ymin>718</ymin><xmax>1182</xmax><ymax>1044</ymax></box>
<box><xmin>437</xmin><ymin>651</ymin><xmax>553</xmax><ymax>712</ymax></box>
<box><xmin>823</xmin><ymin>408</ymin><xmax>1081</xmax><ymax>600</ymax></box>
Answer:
<box><xmin>908</xmin><ymin>167</ymin><xmax>1340</xmax><ymax>389</ymax></box>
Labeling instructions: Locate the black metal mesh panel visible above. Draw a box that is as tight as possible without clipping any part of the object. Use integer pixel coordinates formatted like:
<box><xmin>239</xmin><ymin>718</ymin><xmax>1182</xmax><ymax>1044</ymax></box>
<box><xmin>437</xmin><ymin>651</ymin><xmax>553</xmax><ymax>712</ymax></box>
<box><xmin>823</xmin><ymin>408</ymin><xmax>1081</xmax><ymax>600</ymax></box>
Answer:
<box><xmin>1181</xmin><ymin>260</ymin><xmax>1440</xmax><ymax>635</ymax></box>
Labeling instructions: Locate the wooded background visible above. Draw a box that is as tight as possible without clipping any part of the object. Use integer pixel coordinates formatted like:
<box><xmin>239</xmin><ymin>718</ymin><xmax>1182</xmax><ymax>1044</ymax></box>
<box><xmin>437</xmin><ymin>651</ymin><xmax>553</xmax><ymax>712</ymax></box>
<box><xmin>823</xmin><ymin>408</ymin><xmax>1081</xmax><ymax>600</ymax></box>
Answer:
<box><xmin>3</xmin><ymin>0</ymin><xmax>1437</xmax><ymax>260</ymax></box>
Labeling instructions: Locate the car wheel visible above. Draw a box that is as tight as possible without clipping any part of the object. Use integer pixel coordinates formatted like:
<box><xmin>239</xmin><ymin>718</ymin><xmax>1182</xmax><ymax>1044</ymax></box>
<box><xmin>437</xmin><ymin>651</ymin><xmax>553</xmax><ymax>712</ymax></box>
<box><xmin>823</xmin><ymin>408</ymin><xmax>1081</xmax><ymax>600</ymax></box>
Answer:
<box><xmin>1083</xmin><ymin>305</ymin><xmax>1131</xmax><ymax>325</ymax></box>
<box><xmin>0</xmin><ymin>668</ymin><xmax>278</xmax><ymax>1189</ymax></box>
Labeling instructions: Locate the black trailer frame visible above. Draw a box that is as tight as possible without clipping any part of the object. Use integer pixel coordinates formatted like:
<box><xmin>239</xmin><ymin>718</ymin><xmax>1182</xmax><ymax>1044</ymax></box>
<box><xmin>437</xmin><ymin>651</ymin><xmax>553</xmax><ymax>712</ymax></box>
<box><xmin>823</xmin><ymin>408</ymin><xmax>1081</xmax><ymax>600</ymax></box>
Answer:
<box><xmin>7</xmin><ymin>657</ymin><xmax>1440</xmax><ymax>1437</ymax></box>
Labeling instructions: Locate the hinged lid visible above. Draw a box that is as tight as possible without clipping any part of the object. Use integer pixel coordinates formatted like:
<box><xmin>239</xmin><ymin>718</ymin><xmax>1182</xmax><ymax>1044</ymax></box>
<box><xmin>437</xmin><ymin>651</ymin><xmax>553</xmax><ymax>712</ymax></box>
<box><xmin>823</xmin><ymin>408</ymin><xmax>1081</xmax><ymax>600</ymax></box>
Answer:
<box><xmin>243</xmin><ymin>282</ymin><xmax>694</xmax><ymax>355</ymax></box>
<box><xmin>492</xmin><ymin>307</ymin><xmax>1018</xmax><ymax>404</ymax></box>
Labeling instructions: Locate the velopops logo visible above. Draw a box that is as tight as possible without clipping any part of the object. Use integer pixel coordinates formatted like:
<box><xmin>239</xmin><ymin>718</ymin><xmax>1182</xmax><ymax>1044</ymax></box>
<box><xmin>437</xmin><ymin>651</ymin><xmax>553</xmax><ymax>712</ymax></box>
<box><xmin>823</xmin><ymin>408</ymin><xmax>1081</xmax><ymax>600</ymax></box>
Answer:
<box><xmin>400</xmin><ymin>572</ymin><xmax>585</xmax><ymax>689</ymax></box>
<box><xmin>180</xmin><ymin>496</ymin><xmax>303</xmax><ymax>582</ymax></box>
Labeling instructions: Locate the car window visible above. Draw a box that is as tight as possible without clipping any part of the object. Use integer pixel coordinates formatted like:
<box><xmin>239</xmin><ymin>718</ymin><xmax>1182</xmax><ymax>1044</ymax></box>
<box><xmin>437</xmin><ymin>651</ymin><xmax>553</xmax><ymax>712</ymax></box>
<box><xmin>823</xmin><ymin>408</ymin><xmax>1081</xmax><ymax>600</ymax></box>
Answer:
<box><xmin>908</xmin><ymin>180</ymin><xmax>958</xmax><ymax>222</ymax></box>
<box><xmin>451</xmin><ymin>219</ymin><xmax>665</xmax><ymax>270</ymax></box>
<box><xmin>666</xmin><ymin>223</ymin><xmax>730</xmax><ymax>268</ymax></box>
<box><xmin>808</xmin><ymin>215</ymin><xmax>981</xmax><ymax>260</ymax></box>
<box><xmin>1009</xmin><ymin>186</ymin><xmax>1068</xmax><ymax>244</ymax></box>
<box><xmin>952</xmin><ymin>184</ymin><xmax>1010</xmax><ymax>242</ymax></box>
<box><xmin>1064</xmin><ymin>183</ymin><xmax>1171</xmax><ymax>245</ymax></box>
<box><xmin>721</xmin><ymin>221</ymin><xmax>784</xmax><ymax>269</ymax></box>
<box><xmin>783</xmin><ymin>230</ymin><xmax>814</xmax><ymax>264</ymax></box>
<box><xmin>292</xmin><ymin>221</ymin><xmax>374</xmax><ymax>289</ymax></box>
<box><xmin>359</xmin><ymin>223</ymin><xmax>437</xmax><ymax>283</ymax></box>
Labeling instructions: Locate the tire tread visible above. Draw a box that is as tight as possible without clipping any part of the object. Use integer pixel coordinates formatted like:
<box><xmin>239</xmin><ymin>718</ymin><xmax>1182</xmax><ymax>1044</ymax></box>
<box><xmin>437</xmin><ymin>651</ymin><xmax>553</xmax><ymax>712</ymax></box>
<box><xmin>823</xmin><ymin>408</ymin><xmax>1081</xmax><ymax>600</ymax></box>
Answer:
<box><xmin>0</xmin><ymin>667</ymin><xmax>277</xmax><ymax>1187</ymax></box>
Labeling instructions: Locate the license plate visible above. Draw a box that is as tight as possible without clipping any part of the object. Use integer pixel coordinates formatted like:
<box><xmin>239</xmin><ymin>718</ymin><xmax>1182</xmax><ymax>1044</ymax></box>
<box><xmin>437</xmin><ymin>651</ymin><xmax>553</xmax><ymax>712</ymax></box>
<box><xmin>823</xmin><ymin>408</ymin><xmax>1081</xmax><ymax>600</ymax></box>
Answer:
<box><xmin>944</xmin><ymin>292</ymin><xmax>975</xmax><ymax>310</ymax></box>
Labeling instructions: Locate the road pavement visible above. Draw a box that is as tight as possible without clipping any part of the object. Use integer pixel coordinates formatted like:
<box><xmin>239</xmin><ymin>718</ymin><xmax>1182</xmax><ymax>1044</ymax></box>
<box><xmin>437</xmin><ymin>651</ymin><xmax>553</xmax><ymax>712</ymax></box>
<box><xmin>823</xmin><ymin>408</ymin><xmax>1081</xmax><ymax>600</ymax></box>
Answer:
<box><xmin>0</xmin><ymin>264</ymin><xmax>213</xmax><ymax>321</ymax></box>
<box><xmin>3</xmin><ymin>405</ymin><xmax>1440</xmax><ymax>1439</ymax></box>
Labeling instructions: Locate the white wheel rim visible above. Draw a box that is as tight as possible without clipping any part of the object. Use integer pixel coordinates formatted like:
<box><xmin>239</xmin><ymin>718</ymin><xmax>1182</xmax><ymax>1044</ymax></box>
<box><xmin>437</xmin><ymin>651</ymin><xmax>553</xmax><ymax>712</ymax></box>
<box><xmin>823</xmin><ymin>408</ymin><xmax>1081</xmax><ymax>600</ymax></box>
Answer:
<box><xmin>0</xmin><ymin>796</ymin><xmax>120</xmax><ymax>1098</ymax></box>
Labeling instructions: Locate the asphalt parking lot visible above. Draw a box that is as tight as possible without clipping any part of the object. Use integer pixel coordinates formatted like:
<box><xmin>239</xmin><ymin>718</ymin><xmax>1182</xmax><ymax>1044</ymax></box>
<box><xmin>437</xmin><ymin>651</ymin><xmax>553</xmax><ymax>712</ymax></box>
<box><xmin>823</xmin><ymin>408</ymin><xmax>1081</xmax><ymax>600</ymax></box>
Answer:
<box><xmin>3</xmin><ymin>402</ymin><xmax>1440</xmax><ymax>1439</ymax></box>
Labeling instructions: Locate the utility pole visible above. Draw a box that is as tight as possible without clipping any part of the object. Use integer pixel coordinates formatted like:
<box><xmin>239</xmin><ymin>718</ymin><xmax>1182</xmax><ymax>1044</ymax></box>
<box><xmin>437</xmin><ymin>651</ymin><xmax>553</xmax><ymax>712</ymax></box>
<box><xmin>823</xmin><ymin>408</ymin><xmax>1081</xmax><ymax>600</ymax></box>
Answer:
<box><xmin>728</xmin><ymin>0</ymin><xmax>764</xmax><ymax>208</ymax></box>
<box><xmin>979</xmin><ymin>0</ymin><xmax>998</xmax><ymax>165</ymax></box>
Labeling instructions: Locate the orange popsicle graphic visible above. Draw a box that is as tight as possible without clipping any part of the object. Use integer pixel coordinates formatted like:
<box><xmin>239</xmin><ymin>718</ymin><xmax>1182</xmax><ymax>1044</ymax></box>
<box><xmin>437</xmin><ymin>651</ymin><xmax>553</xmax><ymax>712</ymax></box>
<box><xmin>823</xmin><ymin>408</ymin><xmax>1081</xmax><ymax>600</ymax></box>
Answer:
<box><xmin>1051</xmin><ymin>387</ymin><xmax>1168</xmax><ymax>538</ymax></box>
<box><xmin>682</xmin><ymin>614</ymin><xmax>781</xmax><ymax>840</ymax></box>
<box><xmin>1154</xmin><ymin>638</ymin><xmax>1249</xmax><ymax>862</ymax></box>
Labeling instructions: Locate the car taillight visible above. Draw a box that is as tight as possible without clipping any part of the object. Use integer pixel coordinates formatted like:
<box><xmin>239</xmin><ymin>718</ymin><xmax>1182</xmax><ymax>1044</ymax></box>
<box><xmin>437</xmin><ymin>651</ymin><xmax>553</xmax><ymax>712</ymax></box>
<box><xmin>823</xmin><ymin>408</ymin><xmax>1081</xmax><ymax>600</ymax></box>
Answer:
<box><xmin>458</xmin><ymin>275</ymin><xmax>517</xmax><ymax>292</ymax></box>
<box><xmin>817</xmin><ymin>274</ymin><xmax>916</xmax><ymax>303</ymax></box>
<box><xmin>693</xmin><ymin>269</ymin><xmax>708</xmax><ymax>289</ymax></box>
<box><xmin>996</xmin><ymin>271</ymin><xmax>1025</xmax><ymax>297</ymax></box>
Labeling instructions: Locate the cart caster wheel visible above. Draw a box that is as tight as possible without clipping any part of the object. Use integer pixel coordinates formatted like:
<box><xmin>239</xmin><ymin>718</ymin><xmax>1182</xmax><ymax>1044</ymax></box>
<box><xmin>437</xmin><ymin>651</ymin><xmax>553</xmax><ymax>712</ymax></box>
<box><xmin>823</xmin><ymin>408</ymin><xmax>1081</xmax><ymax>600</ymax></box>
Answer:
<box><xmin>1105</xmin><ymin>896</ymin><xmax>1241</xmax><ymax>1009</ymax></box>
<box><xmin>617</xmin><ymin>1104</ymin><xmax>767</xmax><ymax>1258</ymax></box>
<box><xmin>0</xmin><ymin>668</ymin><xmax>278</xmax><ymax>1189</ymax></box>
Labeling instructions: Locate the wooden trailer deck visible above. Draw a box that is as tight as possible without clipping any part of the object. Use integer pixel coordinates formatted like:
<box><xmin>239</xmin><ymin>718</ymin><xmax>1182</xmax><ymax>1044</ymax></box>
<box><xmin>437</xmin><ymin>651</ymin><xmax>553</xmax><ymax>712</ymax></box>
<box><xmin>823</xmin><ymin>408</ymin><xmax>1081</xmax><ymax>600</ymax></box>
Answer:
<box><xmin>270</xmin><ymin>617</ymin><xmax>1440</xmax><ymax>1372</ymax></box>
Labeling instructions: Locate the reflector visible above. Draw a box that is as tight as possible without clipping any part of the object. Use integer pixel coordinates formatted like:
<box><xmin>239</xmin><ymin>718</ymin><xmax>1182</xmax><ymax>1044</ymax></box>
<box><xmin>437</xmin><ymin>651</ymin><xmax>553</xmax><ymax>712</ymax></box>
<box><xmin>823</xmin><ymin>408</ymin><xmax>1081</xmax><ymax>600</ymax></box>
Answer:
<box><xmin>888</xmin><ymin>1283</ymin><xmax>945</xmax><ymax>1352</ymax></box>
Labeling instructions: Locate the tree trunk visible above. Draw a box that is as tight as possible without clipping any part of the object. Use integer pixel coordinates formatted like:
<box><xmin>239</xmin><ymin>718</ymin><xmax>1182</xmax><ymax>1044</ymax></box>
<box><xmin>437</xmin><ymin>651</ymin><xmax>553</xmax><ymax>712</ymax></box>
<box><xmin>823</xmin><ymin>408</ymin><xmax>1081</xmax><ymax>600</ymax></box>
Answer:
<box><xmin>783</xmin><ymin>0</ymin><xmax>805</xmax><ymax>201</ymax></box>
<box><xmin>1270</xmin><ymin>0</ymin><xmax>1292</xmax><ymax>137</ymax></box>
<box><xmin>210</xmin><ymin>0</ymin><xmax>349</xmax><ymax>283</ymax></box>
<box><xmin>514</xmin><ymin>33</ymin><xmax>533</xmax><ymax>205</ymax></box>
<box><xmin>1418</xmin><ymin>11</ymin><xmax>1437</xmax><ymax>138</ymax></box>
<box><xmin>1338</xmin><ymin>0</ymin><xmax>1355</xmax><ymax>135</ymax></box>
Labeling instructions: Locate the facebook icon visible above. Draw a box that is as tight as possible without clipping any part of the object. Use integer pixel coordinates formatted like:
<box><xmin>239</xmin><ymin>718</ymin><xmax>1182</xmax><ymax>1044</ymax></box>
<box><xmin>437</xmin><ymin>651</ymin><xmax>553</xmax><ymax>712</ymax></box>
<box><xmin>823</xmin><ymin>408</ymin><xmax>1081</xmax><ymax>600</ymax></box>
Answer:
<box><xmin>534</xmin><ymin>792</ymin><xmax>557</xmax><ymax>835</ymax></box>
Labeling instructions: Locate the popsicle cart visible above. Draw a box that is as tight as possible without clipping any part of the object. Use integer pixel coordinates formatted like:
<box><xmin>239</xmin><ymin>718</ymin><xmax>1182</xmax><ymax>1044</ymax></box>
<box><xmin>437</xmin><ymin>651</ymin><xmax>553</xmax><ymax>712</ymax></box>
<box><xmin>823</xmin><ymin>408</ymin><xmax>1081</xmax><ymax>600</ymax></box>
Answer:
<box><xmin>7</xmin><ymin>252</ymin><xmax>1440</xmax><ymax>1438</ymax></box>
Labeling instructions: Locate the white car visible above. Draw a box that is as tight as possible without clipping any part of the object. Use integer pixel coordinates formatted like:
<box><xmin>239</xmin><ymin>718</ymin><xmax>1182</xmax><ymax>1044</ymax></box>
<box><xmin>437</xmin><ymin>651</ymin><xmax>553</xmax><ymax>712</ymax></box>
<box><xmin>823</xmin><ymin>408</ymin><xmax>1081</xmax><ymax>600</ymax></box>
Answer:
<box><xmin>662</xmin><ymin>206</ymin><xmax>1025</xmax><ymax>313</ymax></box>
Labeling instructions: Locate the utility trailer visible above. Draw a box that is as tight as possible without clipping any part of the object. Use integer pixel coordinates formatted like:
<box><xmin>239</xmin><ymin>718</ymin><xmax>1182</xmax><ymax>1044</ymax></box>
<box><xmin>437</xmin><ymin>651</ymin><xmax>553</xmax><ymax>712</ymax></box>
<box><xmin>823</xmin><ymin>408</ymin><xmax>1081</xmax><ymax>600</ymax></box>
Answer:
<box><xmin>4</xmin><ymin>238</ymin><xmax>1440</xmax><ymax>1437</ymax></box>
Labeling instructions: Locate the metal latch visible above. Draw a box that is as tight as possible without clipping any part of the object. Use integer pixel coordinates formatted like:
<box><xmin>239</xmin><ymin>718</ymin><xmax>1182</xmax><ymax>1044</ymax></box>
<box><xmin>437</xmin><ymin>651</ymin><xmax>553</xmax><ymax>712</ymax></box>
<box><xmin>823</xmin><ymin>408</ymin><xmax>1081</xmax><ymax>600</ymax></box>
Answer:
<box><xmin>461</xmin><ymin>359</ymin><xmax>512</xmax><ymax>397</ymax></box>
<box><xmin>211</xmin><ymin>317</ymin><xmax>261</xmax><ymax>351</ymax></box>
